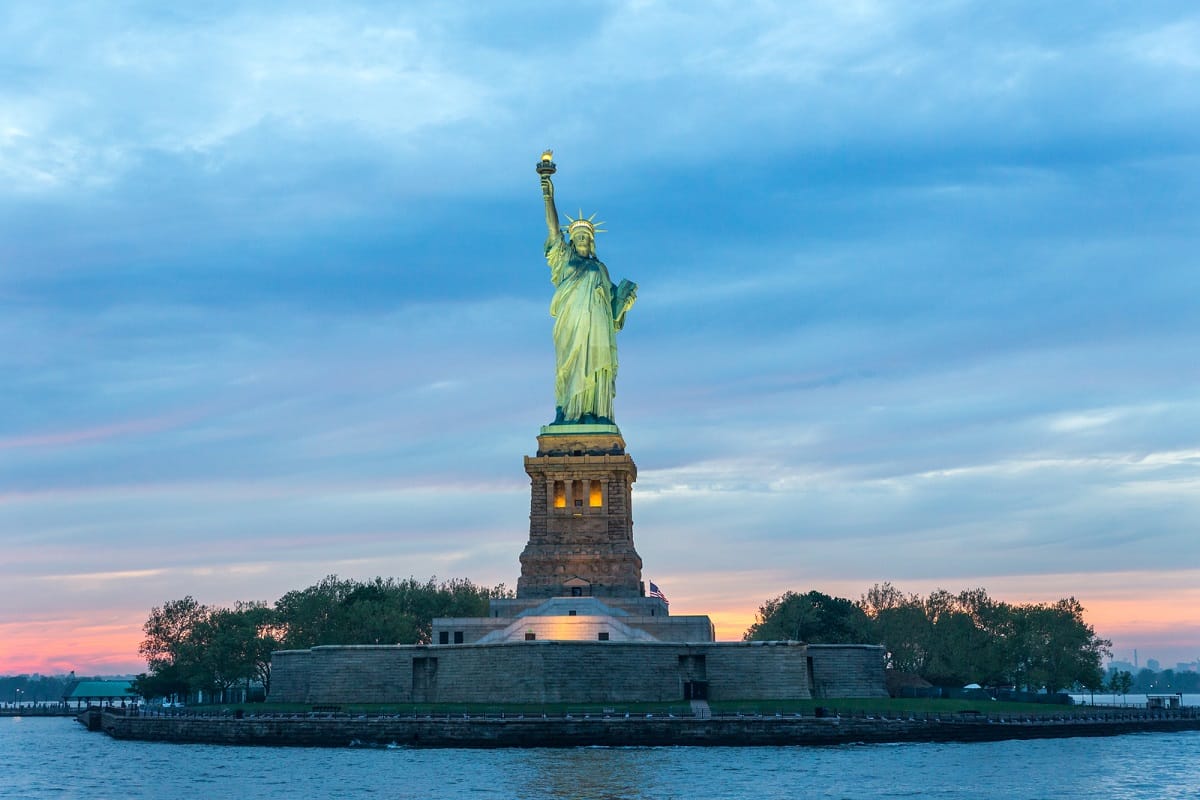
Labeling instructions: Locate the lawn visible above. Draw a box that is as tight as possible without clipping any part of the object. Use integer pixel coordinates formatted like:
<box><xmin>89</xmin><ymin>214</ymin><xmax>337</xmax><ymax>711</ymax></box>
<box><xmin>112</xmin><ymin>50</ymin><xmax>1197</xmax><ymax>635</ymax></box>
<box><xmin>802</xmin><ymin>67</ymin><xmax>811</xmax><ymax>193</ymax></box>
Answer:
<box><xmin>710</xmin><ymin>697</ymin><xmax>1080</xmax><ymax>716</ymax></box>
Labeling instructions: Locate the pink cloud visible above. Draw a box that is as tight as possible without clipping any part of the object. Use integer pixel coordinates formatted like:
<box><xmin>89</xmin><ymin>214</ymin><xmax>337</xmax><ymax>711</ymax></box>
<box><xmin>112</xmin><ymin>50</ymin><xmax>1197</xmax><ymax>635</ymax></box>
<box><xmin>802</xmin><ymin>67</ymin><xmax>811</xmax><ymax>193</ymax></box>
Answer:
<box><xmin>0</xmin><ymin>407</ymin><xmax>205</xmax><ymax>451</ymax></box>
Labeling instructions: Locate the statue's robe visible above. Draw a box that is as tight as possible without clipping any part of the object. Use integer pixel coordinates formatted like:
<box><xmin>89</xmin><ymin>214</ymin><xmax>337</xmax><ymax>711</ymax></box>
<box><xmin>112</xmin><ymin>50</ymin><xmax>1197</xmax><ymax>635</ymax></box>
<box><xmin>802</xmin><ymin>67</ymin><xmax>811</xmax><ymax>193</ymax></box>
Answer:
<box><xmin>545</xmin><ymin>234</ymin><xmax>635</xmax><ymax>423</ymax></box>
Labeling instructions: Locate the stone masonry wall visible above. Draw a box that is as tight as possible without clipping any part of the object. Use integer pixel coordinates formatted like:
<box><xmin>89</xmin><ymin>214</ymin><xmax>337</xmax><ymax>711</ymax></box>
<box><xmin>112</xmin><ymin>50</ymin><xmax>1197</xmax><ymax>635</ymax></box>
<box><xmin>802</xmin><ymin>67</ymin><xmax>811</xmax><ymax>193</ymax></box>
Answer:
<box><xmin>703</xmin><ymin>642</ymin><xmax>813</xmax><ymax>701</ymax></box>
<box><xmin>103</xmin><ymin>709</ymin><xmax>1200</xmax><ymax>748</ymax></box>
<box><xmin>617</xmin><ymin>615</ymin><xmax>715</xmax><ymax>642</ymax></box>
<box><xmin>307</xmin><ymin>646</ymin><xmax>411</xmax><ymax>704</ymax></box>
<box><xmin>807</xmin><ymin>644</ymin><xmax>889</xmax><ymax>698</ymax></box>
<box><xmin>270</xmin><ymin>640</ymin><xmax>826</xmax><ymax>705</ymax></box>
<box><xmin>268</xmin><ymin>651</ymin><xmax>310</xmax><ymax>702</ymax></box>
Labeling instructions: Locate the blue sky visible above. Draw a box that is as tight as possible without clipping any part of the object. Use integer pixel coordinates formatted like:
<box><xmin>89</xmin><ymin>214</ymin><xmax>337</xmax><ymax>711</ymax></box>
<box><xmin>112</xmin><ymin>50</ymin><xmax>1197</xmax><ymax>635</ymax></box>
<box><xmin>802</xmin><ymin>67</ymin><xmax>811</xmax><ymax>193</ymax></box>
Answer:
<box><xmin>2</xmin><ymin>1</ymin><xmax>1199</xmax><ymax>673</ymax></box>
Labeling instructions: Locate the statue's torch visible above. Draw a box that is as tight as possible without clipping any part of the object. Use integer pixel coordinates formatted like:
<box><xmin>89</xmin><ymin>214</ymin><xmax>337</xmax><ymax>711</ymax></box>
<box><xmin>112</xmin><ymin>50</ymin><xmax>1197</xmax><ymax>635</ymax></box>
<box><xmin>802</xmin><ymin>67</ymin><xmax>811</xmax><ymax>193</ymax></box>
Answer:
<box><xmin>536</xmin><ymin>149</ymin><xmax>556</xmax><ymax>177</ymax></box>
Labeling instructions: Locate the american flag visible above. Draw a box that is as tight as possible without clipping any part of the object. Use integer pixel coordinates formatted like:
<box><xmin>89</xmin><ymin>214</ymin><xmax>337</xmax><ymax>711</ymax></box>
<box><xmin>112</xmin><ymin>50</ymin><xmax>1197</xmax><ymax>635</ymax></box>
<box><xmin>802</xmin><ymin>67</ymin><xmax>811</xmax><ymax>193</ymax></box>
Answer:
<box><xmin>648</xmin><ymin>581</ymin><xmax>668</xmax><ymax>605</ymax></box>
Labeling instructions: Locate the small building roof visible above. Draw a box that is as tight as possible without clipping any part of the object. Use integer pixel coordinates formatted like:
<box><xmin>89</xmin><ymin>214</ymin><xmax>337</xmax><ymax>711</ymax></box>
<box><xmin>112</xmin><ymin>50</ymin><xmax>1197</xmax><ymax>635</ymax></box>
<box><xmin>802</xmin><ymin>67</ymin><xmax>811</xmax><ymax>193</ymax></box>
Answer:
<box><xmin>64</xmin><ymin>680</ymin><xmax>138</xmax><ymax>700</ymax></box>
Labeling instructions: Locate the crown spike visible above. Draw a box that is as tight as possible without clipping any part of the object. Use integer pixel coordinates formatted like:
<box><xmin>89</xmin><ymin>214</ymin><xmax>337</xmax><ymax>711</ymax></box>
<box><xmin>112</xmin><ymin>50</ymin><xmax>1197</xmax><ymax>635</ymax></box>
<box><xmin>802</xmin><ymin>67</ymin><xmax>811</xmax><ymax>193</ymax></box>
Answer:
<box><xmin>566</xmin><ymin>210</ymin><xmax>606</xmax><ymax>238</ymax></box>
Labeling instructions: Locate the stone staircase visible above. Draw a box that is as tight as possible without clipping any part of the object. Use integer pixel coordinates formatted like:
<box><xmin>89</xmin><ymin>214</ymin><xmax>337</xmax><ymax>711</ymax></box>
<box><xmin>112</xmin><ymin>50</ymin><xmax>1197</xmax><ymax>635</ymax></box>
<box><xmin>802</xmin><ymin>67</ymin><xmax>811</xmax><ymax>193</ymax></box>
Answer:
<box><xmin>690</xmin><ymin>699</ymin><xmax>711</xmax><ymax>719</ymax></box>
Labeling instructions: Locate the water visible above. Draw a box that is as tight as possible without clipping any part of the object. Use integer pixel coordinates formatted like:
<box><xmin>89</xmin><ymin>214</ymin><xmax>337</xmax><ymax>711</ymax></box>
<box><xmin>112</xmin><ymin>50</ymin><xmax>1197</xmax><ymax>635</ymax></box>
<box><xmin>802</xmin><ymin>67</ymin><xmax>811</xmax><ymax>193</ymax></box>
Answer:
<box><xmin>3</xmin><ymin>716</ymin><xmax>1199</xmax><ymax>800</ymax></box>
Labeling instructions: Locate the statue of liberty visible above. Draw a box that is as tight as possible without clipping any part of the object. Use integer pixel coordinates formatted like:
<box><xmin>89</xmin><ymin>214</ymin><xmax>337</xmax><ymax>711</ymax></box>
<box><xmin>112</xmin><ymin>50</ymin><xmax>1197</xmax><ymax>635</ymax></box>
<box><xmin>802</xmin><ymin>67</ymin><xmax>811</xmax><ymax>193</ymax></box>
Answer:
<box><xmin>538</xmin><ymin>152</ymin><xmax>637</xmax><ymax>426</ymax></box>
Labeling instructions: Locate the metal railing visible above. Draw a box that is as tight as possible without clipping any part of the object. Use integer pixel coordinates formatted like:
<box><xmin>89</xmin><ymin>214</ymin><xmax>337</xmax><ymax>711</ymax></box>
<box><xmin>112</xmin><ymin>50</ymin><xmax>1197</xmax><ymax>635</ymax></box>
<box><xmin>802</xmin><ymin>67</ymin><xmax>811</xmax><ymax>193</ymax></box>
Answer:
<box><xmin>106</xmin><ymin>704</ymin><xmax>1200</xmax><ymax>724</ymax></box>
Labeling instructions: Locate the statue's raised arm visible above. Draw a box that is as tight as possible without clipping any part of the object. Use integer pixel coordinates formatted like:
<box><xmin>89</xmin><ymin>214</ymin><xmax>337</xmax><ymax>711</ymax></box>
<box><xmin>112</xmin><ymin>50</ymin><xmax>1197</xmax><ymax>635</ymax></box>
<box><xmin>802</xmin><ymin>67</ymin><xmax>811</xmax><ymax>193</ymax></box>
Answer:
<box><xmin>541</xmin><ymin>182</ymin><xmax>559</xmax><ymax>240</ymax></box>
<box><xmin>535</xmin><ymin>151</ymin><xmax>637</xmax><ymax>428</ymax></box>
<box><xmin>538</xmin><ymin>150</ymin><xmax>560</xmax><ymax>240</ymax></box>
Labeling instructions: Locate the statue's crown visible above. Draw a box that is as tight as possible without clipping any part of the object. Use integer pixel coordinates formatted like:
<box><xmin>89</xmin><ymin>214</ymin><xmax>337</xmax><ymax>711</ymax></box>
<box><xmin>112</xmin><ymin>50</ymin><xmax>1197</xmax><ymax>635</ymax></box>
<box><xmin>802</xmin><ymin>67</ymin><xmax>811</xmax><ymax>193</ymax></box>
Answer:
<box><xmin>565</xmin><ymin>210</ymin><xmax>606</xmax><ymax>237</ymax></box>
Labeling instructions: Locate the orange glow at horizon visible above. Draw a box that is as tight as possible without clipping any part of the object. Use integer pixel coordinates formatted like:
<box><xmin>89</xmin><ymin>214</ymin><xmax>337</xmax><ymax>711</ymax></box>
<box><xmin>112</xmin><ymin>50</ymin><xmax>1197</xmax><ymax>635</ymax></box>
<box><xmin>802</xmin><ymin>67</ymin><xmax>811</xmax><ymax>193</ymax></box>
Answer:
<box><xmin>0</xmin><ymin>616</ymin><xmax>146</xmax><ymax>676</ymax></box>
<box><xmin>2</xmin><ymin>571</ymin><xmax>1197</xmax><ymax>675</ymax></box>
<box><xmin>696</xmin><ymin>597</ymin><xmax>1199</xmax><ymax>645</ymax></box>
<box><xmin>673</xmin><ymin>569</ymin><xmax>1200</xmax><ymax>656</ymax></box>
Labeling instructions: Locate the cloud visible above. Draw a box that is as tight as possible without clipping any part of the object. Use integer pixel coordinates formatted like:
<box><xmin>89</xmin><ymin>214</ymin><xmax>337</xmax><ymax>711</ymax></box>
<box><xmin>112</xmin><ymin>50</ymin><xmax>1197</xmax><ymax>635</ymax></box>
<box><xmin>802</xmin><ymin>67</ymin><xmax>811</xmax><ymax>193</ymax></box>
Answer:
<box><xmin>2</xmin><ymin>1</ymin><xmax>1199</xmax><ymax>673</ymax></box>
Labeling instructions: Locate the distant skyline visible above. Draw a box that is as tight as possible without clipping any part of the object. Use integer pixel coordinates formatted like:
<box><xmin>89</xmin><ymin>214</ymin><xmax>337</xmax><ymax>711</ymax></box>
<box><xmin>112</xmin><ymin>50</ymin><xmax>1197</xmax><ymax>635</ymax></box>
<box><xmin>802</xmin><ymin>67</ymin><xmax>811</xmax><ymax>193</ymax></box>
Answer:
<box><xmin>2</xmin><ymin>1</ymin><xmax>1199</xmax><ymax>675</ymax></box>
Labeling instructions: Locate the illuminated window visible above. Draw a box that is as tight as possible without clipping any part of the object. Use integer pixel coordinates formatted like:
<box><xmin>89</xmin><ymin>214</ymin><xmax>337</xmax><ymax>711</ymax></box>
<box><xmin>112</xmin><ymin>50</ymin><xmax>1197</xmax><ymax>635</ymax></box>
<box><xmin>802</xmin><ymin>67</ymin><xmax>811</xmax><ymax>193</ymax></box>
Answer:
<box><xmin>553</xmin><ymin>481</ymin><xmax>566</xmax><ymax>508</ymax></box>
<box><xmin>589</xmin><ymin>480</ymin><xmax>602</xmax><ymax>507</ymax></box>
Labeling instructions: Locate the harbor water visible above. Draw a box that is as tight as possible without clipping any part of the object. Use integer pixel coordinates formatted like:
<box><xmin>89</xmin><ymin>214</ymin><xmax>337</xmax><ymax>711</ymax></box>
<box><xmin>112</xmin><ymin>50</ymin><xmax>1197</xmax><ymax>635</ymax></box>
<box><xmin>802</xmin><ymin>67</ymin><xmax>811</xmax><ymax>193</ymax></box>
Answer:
<box><xmin>3</xmin><ymin>716</ymin><xmax>1198</xmax><ymax>799</ymax></box>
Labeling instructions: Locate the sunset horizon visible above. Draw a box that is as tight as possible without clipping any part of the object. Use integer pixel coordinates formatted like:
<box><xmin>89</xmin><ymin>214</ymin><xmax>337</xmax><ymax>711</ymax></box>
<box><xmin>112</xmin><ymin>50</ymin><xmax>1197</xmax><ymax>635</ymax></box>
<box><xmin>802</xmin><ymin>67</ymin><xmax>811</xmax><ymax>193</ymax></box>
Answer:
<box><xmin>3</xmin><ymin>569</ymin><xmax>1196</xmax><ymax>676</ymax></box>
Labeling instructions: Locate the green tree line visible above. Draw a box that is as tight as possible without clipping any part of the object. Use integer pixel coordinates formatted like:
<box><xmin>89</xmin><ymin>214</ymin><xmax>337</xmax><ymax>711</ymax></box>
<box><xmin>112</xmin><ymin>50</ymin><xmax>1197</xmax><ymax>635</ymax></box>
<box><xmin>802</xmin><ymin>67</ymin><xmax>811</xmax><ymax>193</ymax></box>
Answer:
<box><xmin>1123</xmin><ymin>667</ymin><xmax>1200</xmax><ymax>694</ymax></box>
<box><xmin>1</xmin><ymin>674</ymin><xmax>81</xmax><ymax>704</ymax></box>
<box><xmin>134</xmin><ymin>575</ymin><xmax>510</xmax><ymax>701</ymax></box>
<box><xmin>744</xmin><ymin>582</ymin><xmax>1111</xmax><ymax>692</ymax></box>
<box><xmin>136</xmin><ymin>575</ymin><xmax>1115</xmax><ymax>701</ymax></box>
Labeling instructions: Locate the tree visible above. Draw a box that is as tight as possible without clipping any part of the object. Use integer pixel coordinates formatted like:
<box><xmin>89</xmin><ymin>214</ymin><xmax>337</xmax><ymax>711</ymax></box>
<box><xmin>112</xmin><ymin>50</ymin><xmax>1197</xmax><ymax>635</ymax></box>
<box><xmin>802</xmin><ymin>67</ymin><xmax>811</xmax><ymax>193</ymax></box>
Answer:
<box><xmin>857</xmin><ymin>584</ymin><xmax>1110</xmax><ymax>691</ymax></box>
<box><xmin>139</xmin><ymin>596</ymin><xmax>210</xmax><ymax>673</ymax></box>
<box><xmin>1106</xmin><ymin>669</ymin><xmax>1133</xmax><ymax>699</ymax></box>
<box><xmin>859</xmin><ymin>585</ymin><xmax>1012</xmax><ymax>685</ymax></box>
<box><xmin>273</xmin><ymin>575</ymin><xmax>510</xmax><ymax>650</ymax></box>
<box><xmin>181</xmin><ymin>604</ymin><xmax>279</xmax><ymax>700</ymax></box>
<box><xmin>744</xmin><ymin>590</ymin><xmax>875</xmax><ymax>644</ymax></box>
<box><xmin>138</xmin><ymin>595</ymin><xmax>280</xmax><ymax>701</ymax></box>
<box><xmin>955</xmin><ymin>588</ymin><xmax>1017</xmax><ymax>688</ymax></box>
<box><xmin>923</xmin><ymin>608</ymin><xmax>994</xmax><ymax>687</ymax></box>
<box><xmin>860</xmin><ymin>583</ymin><xmax>932</xmax><ymax>674</ymax></box>
<box><xmin>131</xmin><ymin>664</ymin><xmax>189</xmax><ymax>702</ymax></box>
<box><xmin>234</xmin><ymin>602</ymin><xmax>281</xmax><ymax>696</ymax></box>
<box><xmin>273</xmin><ymin>575</ymin><xmax>352</xmax><ymax>650</ymax></box>
<box><xmin>1013</xmin><ymin>598</ymin><xmax>1110</xmax><ymax>692</ymax></box>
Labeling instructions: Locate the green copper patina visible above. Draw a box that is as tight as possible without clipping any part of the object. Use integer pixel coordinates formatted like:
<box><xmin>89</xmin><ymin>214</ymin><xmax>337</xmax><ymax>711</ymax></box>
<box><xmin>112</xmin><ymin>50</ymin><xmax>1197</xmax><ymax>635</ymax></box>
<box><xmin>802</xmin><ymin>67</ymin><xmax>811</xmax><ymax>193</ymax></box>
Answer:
<box><xmin>539</xmin><ymin>152</ymin><xmax>637</xmax><ymax>426</ymax></box>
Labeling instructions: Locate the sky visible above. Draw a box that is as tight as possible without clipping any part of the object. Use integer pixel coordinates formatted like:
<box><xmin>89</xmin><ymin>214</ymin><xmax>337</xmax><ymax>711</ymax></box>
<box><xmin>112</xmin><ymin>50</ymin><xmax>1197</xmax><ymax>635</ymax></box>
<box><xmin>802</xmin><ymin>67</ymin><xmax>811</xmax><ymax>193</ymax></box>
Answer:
<box><xmin>2</xmin><ymin>1</ymin><xmax>1199</xmax><ymax>676</ymax></box>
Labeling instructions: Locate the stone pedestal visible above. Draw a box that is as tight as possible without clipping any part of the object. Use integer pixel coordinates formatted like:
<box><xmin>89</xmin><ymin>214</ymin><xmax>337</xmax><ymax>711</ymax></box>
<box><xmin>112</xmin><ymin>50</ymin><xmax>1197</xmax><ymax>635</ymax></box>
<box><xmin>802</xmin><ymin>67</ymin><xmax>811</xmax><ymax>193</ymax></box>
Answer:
<box><xmin>517</xmin><ymin>427</ymin><xmax>644</xmax><ymax>599</ymax></box>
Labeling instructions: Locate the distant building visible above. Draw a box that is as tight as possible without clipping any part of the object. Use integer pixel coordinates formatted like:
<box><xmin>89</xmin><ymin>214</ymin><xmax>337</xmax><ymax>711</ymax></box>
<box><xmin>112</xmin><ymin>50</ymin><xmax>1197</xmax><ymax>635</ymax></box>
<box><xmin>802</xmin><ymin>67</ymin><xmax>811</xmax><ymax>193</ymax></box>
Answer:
<box><xmin>62</xmin><ymin>678</ymin><xmax>139</xmax><ymax>708</ymax></box>
<box><xmin>1146</xmin><ymin>693</ymin><xmax>1182</xmax><ymax>710</ymax></box>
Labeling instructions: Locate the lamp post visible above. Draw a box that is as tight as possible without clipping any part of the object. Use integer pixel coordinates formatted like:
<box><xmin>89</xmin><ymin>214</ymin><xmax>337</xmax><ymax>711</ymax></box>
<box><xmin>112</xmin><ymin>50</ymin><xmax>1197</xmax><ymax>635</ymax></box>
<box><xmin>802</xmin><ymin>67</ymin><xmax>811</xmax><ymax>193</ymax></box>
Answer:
<box><xmin>14</xmin><ymin>688</ymin><xmax>23</xmax><ymax>709</ymax></box>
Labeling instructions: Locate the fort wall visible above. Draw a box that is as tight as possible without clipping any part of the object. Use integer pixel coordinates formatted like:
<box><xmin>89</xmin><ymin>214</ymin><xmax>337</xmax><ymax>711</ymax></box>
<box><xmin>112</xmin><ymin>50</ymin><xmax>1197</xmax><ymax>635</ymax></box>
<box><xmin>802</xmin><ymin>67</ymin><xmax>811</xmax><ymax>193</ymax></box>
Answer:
<box><xmin>269</xmin><ymin>641</ymin><xmax>887</xmax><ymax>705</ymax></box>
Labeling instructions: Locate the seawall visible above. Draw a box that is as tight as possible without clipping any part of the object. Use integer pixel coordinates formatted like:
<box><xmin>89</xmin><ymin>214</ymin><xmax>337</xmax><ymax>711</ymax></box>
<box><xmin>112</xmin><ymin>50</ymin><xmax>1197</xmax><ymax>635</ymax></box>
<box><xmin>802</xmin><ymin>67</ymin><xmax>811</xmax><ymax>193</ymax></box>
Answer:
<box><xmin>100</xmin><ymin>709</ymin><xmax>1200</xmax><ymax>749</ymax></box>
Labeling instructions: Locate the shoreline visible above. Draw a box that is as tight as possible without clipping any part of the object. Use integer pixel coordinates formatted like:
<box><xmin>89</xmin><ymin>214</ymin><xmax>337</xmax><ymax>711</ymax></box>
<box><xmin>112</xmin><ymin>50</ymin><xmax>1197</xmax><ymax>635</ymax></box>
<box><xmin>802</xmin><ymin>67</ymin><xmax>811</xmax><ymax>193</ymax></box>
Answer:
<box><xmin>94</xmin><ymin>708</ymin><xmax>1200</xmax><ymax>748</ymax></box>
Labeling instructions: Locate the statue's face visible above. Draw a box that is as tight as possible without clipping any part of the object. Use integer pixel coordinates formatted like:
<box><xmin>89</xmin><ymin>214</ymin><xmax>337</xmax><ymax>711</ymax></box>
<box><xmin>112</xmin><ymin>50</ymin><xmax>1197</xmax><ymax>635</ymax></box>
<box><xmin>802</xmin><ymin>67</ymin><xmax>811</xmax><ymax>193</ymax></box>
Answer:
<box><xmin>570</xmin><ymin>229</ymin><xmax>594</xmax><ymax>257</ymax></box>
